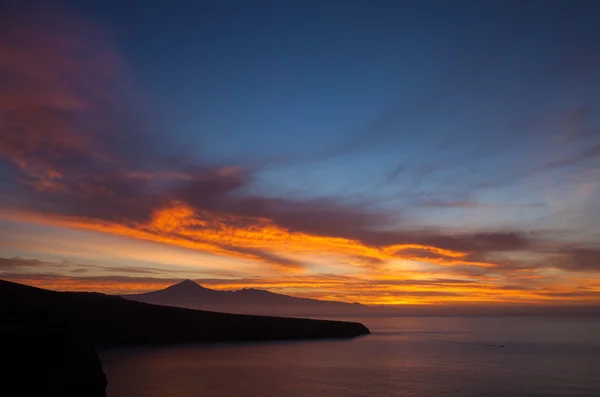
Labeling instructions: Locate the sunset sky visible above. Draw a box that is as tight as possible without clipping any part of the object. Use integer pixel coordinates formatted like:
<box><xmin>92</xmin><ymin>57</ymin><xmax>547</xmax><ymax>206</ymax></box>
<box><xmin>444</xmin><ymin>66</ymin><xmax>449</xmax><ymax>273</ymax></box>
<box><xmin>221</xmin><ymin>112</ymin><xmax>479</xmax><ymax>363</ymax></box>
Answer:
<box><xmin>1</xmin><ymin>0</ymin><xmax>599</xmax><ymax>306</ymax></box>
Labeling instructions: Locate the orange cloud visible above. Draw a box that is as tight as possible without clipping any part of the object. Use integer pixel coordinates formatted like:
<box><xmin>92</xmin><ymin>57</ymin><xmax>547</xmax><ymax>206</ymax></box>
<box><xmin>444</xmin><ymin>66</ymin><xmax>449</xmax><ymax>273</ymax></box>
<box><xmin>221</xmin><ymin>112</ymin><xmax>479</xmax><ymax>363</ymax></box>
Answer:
<box><xmin>4</xmin><ymin>201</ymin><xmax>495</xmax><ymax>273</ymax></box>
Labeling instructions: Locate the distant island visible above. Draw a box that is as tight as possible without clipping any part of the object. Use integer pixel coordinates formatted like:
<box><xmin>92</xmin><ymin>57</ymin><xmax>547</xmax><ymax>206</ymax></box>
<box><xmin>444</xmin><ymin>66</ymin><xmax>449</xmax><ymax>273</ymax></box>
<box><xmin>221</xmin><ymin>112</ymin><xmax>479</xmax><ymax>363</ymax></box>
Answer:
<box><xmin>1</xmin><ymin>280</ymin><xmax>370</xmax><ymax>397</ymax></box>
<box><xmin>124</xmin><ymin>279</ymin><xmax>366</xmax><ymax>316</ymax></box>
<box><xmin>127</xmin><ymin>282</ymin><xmax>600</xmax><ymax>318</ymax></box>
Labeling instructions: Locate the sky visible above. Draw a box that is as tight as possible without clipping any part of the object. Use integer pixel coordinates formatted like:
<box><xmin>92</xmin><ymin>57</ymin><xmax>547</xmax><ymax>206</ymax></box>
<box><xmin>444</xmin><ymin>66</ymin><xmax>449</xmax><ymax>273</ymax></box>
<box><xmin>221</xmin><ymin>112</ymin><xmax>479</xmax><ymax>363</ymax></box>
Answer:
<box><xmin>1</xmin><ymin>0</ymin><xmax>600</xmax><ymax>306</ymax></box>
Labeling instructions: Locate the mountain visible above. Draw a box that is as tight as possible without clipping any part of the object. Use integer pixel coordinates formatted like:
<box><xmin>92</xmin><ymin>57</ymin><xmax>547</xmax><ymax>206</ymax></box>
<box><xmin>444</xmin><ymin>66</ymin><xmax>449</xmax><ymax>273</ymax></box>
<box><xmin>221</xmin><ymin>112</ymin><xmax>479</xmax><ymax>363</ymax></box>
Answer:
<box><xmin>124</xmin><ymin>279</ymin><xmax>366</xmax><ymax>316</ymax></box>
<box><xmin>1</xmin><ymin>279</ymin><xmax>369</xmax><ymax>397</ymax></box>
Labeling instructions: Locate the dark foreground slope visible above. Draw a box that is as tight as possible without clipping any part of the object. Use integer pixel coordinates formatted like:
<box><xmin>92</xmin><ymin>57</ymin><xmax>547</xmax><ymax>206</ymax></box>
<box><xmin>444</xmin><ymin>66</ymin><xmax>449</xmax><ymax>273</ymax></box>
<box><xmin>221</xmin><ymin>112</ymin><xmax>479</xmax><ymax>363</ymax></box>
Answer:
<box><xmin>0</xmin><ymin>280</ymin><xmax>369</xmax><ymax>397</ymax></box>
<box><xmin>0</xmin><ymin>280</ymin><xmax>369</xmax><ymax>345</ymax></box>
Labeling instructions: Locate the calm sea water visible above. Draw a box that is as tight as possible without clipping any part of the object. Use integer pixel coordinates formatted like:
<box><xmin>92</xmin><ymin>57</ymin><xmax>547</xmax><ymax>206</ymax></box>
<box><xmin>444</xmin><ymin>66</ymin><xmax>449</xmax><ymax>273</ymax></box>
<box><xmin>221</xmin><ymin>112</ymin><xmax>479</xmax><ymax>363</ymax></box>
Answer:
<box><xmin>100</xmin><ymin>316</ymin><xmax>600</xmax><ymax>397</ymax></box>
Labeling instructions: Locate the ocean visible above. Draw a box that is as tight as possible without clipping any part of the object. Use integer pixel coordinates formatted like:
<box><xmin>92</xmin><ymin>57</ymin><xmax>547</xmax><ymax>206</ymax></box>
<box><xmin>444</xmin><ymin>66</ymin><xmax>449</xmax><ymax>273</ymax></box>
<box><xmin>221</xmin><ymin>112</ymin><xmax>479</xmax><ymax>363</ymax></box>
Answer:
<box><xmin>100</xmin><ymin>316</ymin><xmax>600</xmax><ymax>397</ymax></box>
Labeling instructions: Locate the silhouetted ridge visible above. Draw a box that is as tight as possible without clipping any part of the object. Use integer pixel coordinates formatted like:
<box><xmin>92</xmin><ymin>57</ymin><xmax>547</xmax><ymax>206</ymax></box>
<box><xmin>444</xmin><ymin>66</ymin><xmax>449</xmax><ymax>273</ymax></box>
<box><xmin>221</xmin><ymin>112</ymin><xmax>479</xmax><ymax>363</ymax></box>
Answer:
<box><xmin>125</xmin><ymin>280</ymin><xmax>366</xmax><ymax>316</ymax></box>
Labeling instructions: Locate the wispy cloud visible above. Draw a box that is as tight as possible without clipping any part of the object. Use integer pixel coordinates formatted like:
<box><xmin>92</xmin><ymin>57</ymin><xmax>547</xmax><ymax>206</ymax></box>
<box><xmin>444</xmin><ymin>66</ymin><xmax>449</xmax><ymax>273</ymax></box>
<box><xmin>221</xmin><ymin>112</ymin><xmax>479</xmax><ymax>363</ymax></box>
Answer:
<box><xmin>545</xmin><ymin>144</ymin><xmax>600</xmax><ymax>169</ymax></box>
<box><xmin>417</xmin><ymin>201</ymin><xmax>545</xmax><ymax>209</ymax></box>
<box><xmin>0</xmin><ymin>256</ymin><xmax>176</xmax><ymax>275</ymax></box>
<box><xmin>550</xmin><ymin>249</ymin><xmax>600</xmax><ymax>273</ymax></box>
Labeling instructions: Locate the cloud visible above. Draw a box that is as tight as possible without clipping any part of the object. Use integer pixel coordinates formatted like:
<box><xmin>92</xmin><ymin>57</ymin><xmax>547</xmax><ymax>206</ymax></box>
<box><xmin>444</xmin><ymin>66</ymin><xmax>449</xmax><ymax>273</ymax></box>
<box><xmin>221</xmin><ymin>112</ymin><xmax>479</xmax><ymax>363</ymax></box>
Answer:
<box><xmin>0</xmin><ymin>257</ymin><xmax>63</xmax><ymax>269</ymax></box>
<box><xmin>0</xmin><ymin>8</ymin><xmax>169</xmax><ymax>222</ymax></box>
<box><xmin>1</xmin><ymin>6</ymin><xmax>536</xmax><ymax>274</ymax></box>
<box><xmin>0</xmin><ymin>256</ymin><xmax>168</xmax><ymax>275</ymax></box>
<box><xmin>545</xmin><ymin>144</ymin><xmax>600</xmax><ymax>169</ymax></box>
<box><xmin>1</xmin><ymin>7</ymin><xmax>599</xmax><ymax>297</ymax></box>
<box><xmin>0</xmin><ymin>272</ymin><xmax>178</xmax><ymax>294</ymax></box>
<box><xmin>0</xmin><ymin>10</ymin><xmax>403</xmax><ymax>271</ymax></box>
<box><xmin>538</xmin><ymin>291</ymin><xmax>600</xmax><ymax>298</ymax></box>
<box><xmin>385</xmin><ymin>164</ymin><xmax>405</xmax><ymax>184</ymax></box>
<box><xmin>11</xmin><ymin>201</ymin><xmax>498</xmax><ymax>274</ymax></box>
<box><xmin>417</xmin><ymin>200</ymin><xmax>545</xmax><ymax>209</ymax></box>
<box><xmin>217</xmin><ymin>246</ymin><xmax>307</xmax><ymax>271</ymax></box>
<box><xmin>551</xmin><ymin>249</ymin><xmax>600</xmax><ymax>273</ymax></box>
<box><xmin>357</xmin><ymin>231</ymin><xmax>533</xmax><ymax>253</ymax></box>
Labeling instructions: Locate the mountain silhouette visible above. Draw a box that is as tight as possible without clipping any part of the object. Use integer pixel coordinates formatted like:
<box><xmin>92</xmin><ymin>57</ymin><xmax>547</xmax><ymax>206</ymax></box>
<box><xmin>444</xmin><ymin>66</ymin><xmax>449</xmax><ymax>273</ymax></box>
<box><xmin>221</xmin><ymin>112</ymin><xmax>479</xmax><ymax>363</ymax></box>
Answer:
<box><xmin>124</xmin><ymin>279</ymin><xmax>365</xmax><ymax>316</ymax></box>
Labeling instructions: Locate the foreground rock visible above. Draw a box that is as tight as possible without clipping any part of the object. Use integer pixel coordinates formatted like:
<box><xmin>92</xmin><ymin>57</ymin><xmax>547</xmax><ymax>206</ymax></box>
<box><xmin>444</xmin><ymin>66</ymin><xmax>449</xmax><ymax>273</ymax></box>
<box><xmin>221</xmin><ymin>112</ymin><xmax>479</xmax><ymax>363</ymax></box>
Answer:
<box><xmin>3</xmin><ymin>326</ymin><xmax>107</xmax><ymax>397</ymax></box>
<box><xmin>0</xmin><ymin>280</ymin><xmax>370</xmax><ymax>397</ymax></box>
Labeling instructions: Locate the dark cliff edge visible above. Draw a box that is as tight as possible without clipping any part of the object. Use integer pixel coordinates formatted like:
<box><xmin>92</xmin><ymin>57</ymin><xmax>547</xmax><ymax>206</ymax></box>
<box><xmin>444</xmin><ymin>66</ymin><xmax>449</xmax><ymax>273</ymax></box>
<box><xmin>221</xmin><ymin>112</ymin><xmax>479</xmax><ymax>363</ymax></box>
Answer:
<box><xmin>0</xmin><ymin>280</ymin><xmax>369</xmax><ymax>397</ymax></box>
